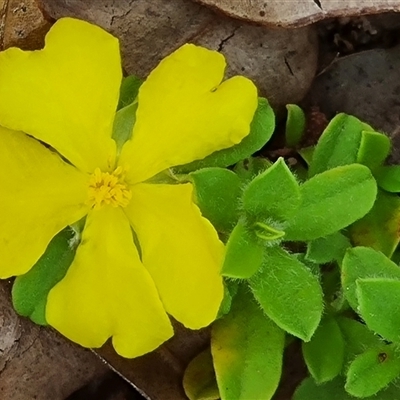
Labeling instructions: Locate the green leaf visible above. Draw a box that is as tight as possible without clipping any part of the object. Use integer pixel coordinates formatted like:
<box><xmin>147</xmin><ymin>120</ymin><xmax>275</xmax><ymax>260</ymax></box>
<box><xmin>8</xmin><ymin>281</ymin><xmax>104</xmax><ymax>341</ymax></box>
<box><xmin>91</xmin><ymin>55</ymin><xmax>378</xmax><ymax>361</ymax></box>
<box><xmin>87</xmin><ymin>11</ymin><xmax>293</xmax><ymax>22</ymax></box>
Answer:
<box><xmin>117</xmin><ymin>74</ymin><xmax>143</xmax><ymax>110</ymax></box>
<box><xmin>112</xmin><ymin>102</ymin><xmax>137</xmax><ymax>153</ymax></box>
<box><xmin>345</xmin><ymin>344</ymin><xmax>400</xmax><ymax>398</ymax></box>
<box><xmin>211</xmin><ymin>286</ymin><xmax>285</xmax><ymax>400</ymax></box>
<box><xmin>285</xmin><ymin>164</ymin><xmax>377</xmax><ymax>241</ymax></box>
<box><xmin>375</xmin><ymin>165</ymin><xmax>400</xmax><ymax>193</ymax></box>
<box><xmin>183</xmin><ymin>348</ymin><xmax>219</xmax><ymax>400</ymax></box>
<box><xmin>309</xmin><ymin>113</ymin><xmax>372</xmax><ymax>177</ymax></box>
<box><xmin>233</xmin><ymin>157</ymin><xmax>271</xmax><ymax>184</ymax></box>
<box><xmin>357</xmin><ymin>278</ymin><xmax>400</xmax><ymax>343</ymax></box>
<box><xmin>12</xmin><ymin>227</ymin><xmax>77</xmax><ymax>325</ymax></box>
<box><xmin>285</xmin><ymin>104</ymin><xmax>306</xmax><ymax>147</ymax></box>
<box><xmin>221</xmin><ymin>220</ymin><xmax>264</xmax><ymax>279</ymax></box>
<box><xmin>306</xmin><ymin>232</ymin><xmax>351</xmax><ymax>264</ymax></box>
<box><xmin>337</xmin><ymin>317</ymin><xmax>382</xmax><ymax>369</ymax></box>
<box><xmin>190</xmin><ymin>168</ymin><xmax>241</xmax><ymax>234</ymax></box>
<box><xmin>298</xmin><ymin>146</ymin><xmax>314</xmax><ymax>166</ymax></box>
<box><xmin>341</xmin><ymin>247</ymin><xmax>400</xmax><ymax>311</ymax></box>
<box><xmin>242</xmin><ymin>157</ymin><xmax>300</xmax><ymax>221</ymax></box>
<box><xmin>349</xmin><ymin>190</ymin><xmax>400</xmax><ymax>257</ymax></box>
<box><xmin>175</xmin><ymin>97</ymin><xmax>275</xmax><ymax>173</ymax></box>
<box><xmin>356</xmin><ymin>131</ymin><xmax>391</xmax><ymax>170</ymax></box>
<box><xmin>302</xmin><ymin>316</ymin><xmax>345</xmax><ymax>383</ymax></box>
<box><xmin>294</xmin><ymin>377</ymin><xmax>352</xmax><ymax>400</ymax></box>
<box><xmin>249</xmin><ymin>247</ymin><xmax>323</xmax><ymax>341</ymax></box>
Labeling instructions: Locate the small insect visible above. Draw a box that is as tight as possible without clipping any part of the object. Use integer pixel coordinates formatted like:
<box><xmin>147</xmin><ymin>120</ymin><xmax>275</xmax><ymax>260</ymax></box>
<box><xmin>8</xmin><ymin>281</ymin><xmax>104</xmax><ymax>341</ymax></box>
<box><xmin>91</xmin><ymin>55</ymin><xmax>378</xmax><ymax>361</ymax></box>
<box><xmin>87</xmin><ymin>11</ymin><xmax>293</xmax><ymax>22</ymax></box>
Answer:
<box><xmin>378</xmin><ymin>352</ymin><xmax>387</xmax><ymax>363</ymax></box>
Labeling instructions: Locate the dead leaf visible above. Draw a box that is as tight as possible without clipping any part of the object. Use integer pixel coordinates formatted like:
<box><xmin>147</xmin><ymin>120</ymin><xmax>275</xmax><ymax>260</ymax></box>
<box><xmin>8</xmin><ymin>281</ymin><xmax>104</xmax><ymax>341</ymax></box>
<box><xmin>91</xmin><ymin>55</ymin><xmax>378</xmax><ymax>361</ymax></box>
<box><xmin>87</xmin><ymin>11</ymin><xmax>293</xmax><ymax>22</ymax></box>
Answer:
<box><xmin>38</xmin><ymin>0</ymin><xmax>318</xmax><ymax>110</ymax></box>
<box><xmin>193</xmin><ymin>0</ymin><xmax>400</xmax><ymax>28</ymax></box>
<box><xmin>0</xmin><ymin>281</ymin><xmax>109</xmax><ymax>400</ymax></box>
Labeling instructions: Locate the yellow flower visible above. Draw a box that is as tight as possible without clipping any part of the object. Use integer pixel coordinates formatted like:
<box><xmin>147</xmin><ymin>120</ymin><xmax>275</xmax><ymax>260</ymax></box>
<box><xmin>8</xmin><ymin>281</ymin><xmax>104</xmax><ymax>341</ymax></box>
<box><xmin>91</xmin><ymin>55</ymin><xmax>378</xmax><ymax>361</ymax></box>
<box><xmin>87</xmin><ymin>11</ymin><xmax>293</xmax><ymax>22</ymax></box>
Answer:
<box><xmin>0</xmin><ymin>18</ymin><xmax>257</xmax><ymax>357</ymax></box>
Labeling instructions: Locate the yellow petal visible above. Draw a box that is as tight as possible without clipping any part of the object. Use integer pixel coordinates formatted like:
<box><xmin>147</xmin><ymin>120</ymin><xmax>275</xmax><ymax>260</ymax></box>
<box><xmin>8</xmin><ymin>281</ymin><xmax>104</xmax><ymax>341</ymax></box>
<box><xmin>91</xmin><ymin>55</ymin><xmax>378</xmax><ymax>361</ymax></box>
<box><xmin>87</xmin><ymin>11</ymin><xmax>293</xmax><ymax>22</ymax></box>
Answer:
<box><xmin>0</xmin><ymin>18</ymin><xmax>120</xmax><ymax>173</ymax></box>
<box><xmin>0</xmin><ymin>126</ymin><xmax>89</xmax><ymax>278</ymax></box>
<box><xmin>46</xmin><ymin>207</ymin><xmax>173</xmax><ymax>358</ymax></box>
<box><xmin>119</xmin><ymin>44</ymin><xmax>258</xmax><ymax>183</ymax></box>
<box><xmin>125</xmin><ymin>182</ymin><xmax>224</xmax><ymax>329</ymax></box>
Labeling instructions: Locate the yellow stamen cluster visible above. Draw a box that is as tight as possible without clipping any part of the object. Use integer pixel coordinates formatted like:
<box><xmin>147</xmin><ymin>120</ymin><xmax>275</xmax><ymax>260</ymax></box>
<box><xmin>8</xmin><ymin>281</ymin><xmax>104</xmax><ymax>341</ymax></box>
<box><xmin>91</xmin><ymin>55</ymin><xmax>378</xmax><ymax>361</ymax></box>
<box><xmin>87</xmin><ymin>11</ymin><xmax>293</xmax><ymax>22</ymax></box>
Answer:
<box><xmin>88</xmin><ymin>166</ymin><xmax>132</xmax><ymax>209</ymax></box>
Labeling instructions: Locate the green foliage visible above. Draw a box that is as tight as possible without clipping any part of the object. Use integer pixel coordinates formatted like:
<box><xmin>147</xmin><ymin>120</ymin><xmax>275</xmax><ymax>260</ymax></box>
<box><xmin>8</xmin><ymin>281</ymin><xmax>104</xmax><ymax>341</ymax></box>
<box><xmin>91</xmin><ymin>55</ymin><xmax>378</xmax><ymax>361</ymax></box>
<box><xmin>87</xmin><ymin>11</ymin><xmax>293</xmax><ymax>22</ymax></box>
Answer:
<box><xmin>357</xmin><ymin>278</ymin><xmax>400</xmax><ymax>343</ymax></box>
<box><xmin>242</xmin><ymin>157</ymin><xmax>300</xmax><ymax>221</ymax></box>
<box><xmin>211</xmin><ymin>286</ymin><xmax>285</xmax><ymax>400</ymax></box>
<box><xmin>183</xmin><ymin>348</ymin><xmax>219</xmax><ymax>400</ymax></box>
<box><xmin>285</xmin><ymin>164</ymin><xmax>377</xmax><ymax>241</ymax></box>
<box><xmin>302</xmin><ymin>316</ymin><xmax>345</xmax><ymax>383</ymax></box>
<box><xmin>176</xmin><ymin>97</ymin><xmax>275</xmax><ymax>172</ymax></box>
<box><xmin>221</xmin><ymin>219</ymin><xmax>264</xmax><ymax>279</ymax></box>
<box><xmin>376</xmin><ymin>165</ymin><xmax>400</xmax><ymax>192</ymax></box>
<box><xmin>12</xmin><ymin>227</ymin><xmax>77</xmax><ymax>325</ymax></box>
<box><xmin>308</xmin><ymin>113</ymin><xmax>372</xmax><ymax>177</ymax></box>
<box><xmin>117</xmin><ymin>74</ymin><xmax>143</xmax><ymax>110</ymax></box>
<box><xmin>190</xmin><ymin>167</ymin><xmax>241</xmax><ymax>234</ymax></box>
<box><xmin>306</xmin><ymin>232</ymin><xmax>351</xmax><ymax>264</ymax></box>
<box><xmin>112</xmin><ymin>102</ymin><xmax>137</xmax><ymax>152</ymax></box>
<box><xmin>356</xmin><ymin>131</ymin><xmax>391</xmax><ymax>170</ymax></box>
<box><xmin>349</xmin><ymin>190</ymin><xmax>400</xmax><ymax>257</ymax></box>
<box><xmin>234</xmin><ymin>157</ymin><xmax>271</xmax><ymax>183</ymax></box>
<box><xmin>285</xmin><ymin>104</ymin><xmax>306</xmax><ymax>147</ymax></box>
<box><xmin>345</xmin><ymin>344</ymin><xmax>400</xmax><ymax>398</ymax></box>
<box><xmin>250</xmin><ymin>247</ymin><xmax>323</xmax><ymax>341</ymax></box>
<box><xmin>341</xmin><ymin>246</ymin><xmax>400</xmax><ymax>311</ymax></box>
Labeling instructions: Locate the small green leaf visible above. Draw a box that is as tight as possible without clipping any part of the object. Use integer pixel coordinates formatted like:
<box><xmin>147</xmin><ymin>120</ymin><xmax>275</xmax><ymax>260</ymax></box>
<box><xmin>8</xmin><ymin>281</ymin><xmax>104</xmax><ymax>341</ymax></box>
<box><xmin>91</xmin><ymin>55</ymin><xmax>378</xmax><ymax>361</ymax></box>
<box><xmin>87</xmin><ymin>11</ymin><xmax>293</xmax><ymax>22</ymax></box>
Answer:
<box><xmin>175</xmin><ymin>97</ymin><xmax>275</xmax><ymax>173</ymax></box>
<box><xmin>285</xmin><ymin>164</ymin><xmax>377</xmax><ymax>241</ymax></box>
<box><xmin>345</xmin><ymin>344</ymin><xmax>400</xmax><ymax>398</ymax></box>
<box><xmin>375</xmin><ymin>165</ymin><xmax>400</xmax><ymax>193</ymax></box>
<box><xmin>183</xmin><ymin>348</ymin><xmax>219</xmax><ymax>400</ymax></box>
<box><xmin>190</xmin><ymin>168</ymin><xmax>241</xmax><ymax>234</ymax></box>
<box><xmin>349</xmin><ymin>190</ymin><xmax>400</xmax><ymax>257</ymax></box>
<box><xmin>250</xmin><ymin>247</ymin><xmax>323</xmax><ymax>341</ymax></box>
<box><xmin>341</xmin><ymin>247</ymin><xmax>400</xmax><ymax>311</ymax></box>
<box><xmin>285</xmin><ymin>104</ymin><xmax>306</xmax><ymax>147</ymax></box>
<box><xmin>295</xmin><ymin>376</ymin><xmax>400</xmax><ymax>400</ymax></box>
<box><xmin>211</xmin><ymin>286</ymin><xmax>285</xmax><ymax>400</ymax></box>
<box><xmin>233</xmin><ymin>157</ymin><xmax>271</xmax><ymax>184</ymax></box>
<box><xmin>242</xmin><ymin>157</ymin><xmax>300</xmax><ymax>221</ymax></box>
<box><xmin>298</xmin><ymin>146</ymin><xmax>314</xmax><ymax>166</ymax></box>
<box><xmin>302</xmin><ymin>316</ymin><xmax>345</xmax><ymax>383</ymax></box>
<box><xmin>356</xmin><ymin>131</ymin><xmax>391</xmax><ymax>169</ymax></box>
<box><xmin>117</xmin><ymin>74</ymin><xmax>142</xmax><ymax>110</ymax></box>
<box><xmin>12</xmin><ymin>227</ymin><xmax>77</xmax><ymax>325</ymax></box>
<box><xmin>112</xmin><ymin>102</ymin><xmax>137</xmax><ymax>153</ymax></box>
<box><xmin>306</xmin><ymin>232</ymin><xmax>351</xmax><ymax>264</ymax></box>
<box><xmin>357</xmin><ymin>278</ymin><xmax>400</xmax><ymax>343</ymax></box>
<box><xmin>309</xmin><ymin>113</ymin><xmax>372</xmax><ymax>177</ymax></box>
<box><xmin>337</xmin><ymin>317</ymin><xmax>382</xmax><ymax>369</ymax></box>
<box><xmin>221</xmin><ymin>220</ymin><xmax>264</xmax><ymax>279</ymax></box>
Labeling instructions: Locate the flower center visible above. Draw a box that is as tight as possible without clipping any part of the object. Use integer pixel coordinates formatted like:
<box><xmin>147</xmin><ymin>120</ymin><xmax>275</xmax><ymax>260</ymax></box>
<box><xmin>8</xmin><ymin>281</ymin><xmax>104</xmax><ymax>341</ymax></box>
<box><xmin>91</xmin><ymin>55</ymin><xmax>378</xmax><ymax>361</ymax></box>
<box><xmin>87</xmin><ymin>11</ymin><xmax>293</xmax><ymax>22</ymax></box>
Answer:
<box><xmin>88</xmin><ymin>166</ymin><xmax>131</xmax><ymax>209</ymax></box>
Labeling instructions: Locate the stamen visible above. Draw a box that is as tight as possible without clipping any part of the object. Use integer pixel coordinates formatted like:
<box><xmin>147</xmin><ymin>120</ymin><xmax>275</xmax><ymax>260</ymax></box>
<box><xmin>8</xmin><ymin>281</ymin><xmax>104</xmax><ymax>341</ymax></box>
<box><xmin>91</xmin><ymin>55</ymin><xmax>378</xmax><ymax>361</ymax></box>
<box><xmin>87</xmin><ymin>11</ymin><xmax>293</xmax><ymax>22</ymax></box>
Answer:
<box><xmin>88</xmin><ymin>167</ymin><xmax>131</xmax><ymax>209</ymax></box>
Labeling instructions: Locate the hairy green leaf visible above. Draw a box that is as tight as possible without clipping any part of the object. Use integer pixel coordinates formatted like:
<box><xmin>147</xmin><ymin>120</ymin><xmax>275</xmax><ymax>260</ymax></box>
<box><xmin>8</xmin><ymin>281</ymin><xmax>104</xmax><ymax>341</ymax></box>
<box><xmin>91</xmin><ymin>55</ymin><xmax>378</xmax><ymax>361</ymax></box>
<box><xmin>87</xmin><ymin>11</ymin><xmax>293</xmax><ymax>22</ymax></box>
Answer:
<box><xmin>242</xmin><ymin>157</ymin><xmax>300</xmax><ymax>221</ymax></box>
<box><xmin>306</xmin><ymin>232</ymin><xmax>351</xmax><ymax>264</ymax></box>
<box><xmin>309</xmin><ymin>113</ymin><xmax>371</xmax><ymax>177</ymax></box>
<box><xmin>183</xmin><ymin>348</ymin><xmax>219</xmax><ymax>400</ymax></box>
<box><xmin>345</xmin><ymin>344</ymin><xmax>400</xmax><ymax>398</ymax></box>
<box><xmin>376</xmin><ymin>165</ymin><xmax>400</xmax><ymax>193</ymax></box>
<box><xmin>341</xmin><ymin>247</ymin><xmax>400</xmax><ymax>311</ymax></box>
<box><xmin>356</xmin><ymin>131</ymin><xmax>391</xmax><ymax>170</ymax></box>
<box><xmin>302</xmin><ymin>316</ymin><xmax>345</xmax><ymax>383</ymax></box>
<box><xmin>234</xmin><ymin>157</ymin><xmax>271</xmax><ymax>183</ymax></box>
<box><xmin>357</xmin><ymin>278</ymin><xmax>400</xmax><ymax>343</ymax></box>
<box><xmin>175</xmin><ymin>97</ymin><xmax>275</xmax><ymax>173</ymax></box>
<box><xmin>221</xmin><ymin>220</ymin><xmax>264</xmax><ymax>279</ymax></box>
<box><xmin>212</xmin><ymin>286</ymin><xmax>284</xmax><ymax>400</ymax></box>
<box><xmin>112</xmin><ymin>102</ymin><xmax>137</xmax><ymax>153</ymax></box>
<box><xmin>190</xmin><ymin>168</ymin><xmax>241</xmax><ymax>234</ymax></box>
<box><xmin>285</xmin><ymin>164</ymin><xmax>377</xmax><ymax>241</ymax></box>
<box><xmin>117</xmin><ymin>74</ymin><xmax>142</xmax><ymax>110</ymax></box>
<box><xmin>12</xmin><ymin>227</ymin><xmax>77</xmax><ymax>325</ymax></box>
<box><xmin>250</xmin><ymin>247</ymin><xmax>323</xmax><ymax>341</ymax></box>
<box><xmin>285</xmin><ymin>104</ymin><xmax>306</xmax><ymax>147</ymax></box>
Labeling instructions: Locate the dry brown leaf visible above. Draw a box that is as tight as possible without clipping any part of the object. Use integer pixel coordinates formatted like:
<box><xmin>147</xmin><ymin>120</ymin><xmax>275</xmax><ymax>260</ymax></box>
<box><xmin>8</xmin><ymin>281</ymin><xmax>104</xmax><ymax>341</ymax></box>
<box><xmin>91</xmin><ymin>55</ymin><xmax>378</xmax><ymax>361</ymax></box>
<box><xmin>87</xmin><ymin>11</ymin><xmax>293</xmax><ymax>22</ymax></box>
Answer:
<box><xmin>194</xmin><ymin>0</ymin><xmax>400</xmax><ymax>28</ymax></box>
<box><xmin>39</xmin><ymin>0</ymin><xmax>318</xmax><ymax>110</ymax></box>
